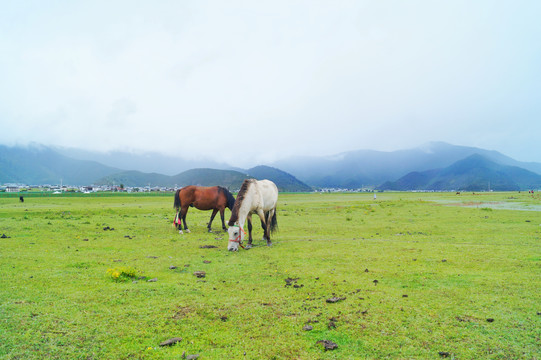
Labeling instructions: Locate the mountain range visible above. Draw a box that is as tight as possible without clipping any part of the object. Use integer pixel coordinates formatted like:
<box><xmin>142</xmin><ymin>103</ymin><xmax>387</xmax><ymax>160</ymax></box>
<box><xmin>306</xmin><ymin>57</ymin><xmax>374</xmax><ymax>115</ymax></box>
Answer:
<box><xmin>270</xmin><ymin>142</ymin><xmax>541</xmax><ymax>188</ymax></box>
<box><xmin>93</xmin><ymin>166</ymin><xmax>312</xmax><ymax>192</ymax></box>
<box><xmin>0</xmin><ymin>144</ymin><xmax>311</xmax><ymax>192</ymax></box>
<box><xmin>0</xmin><ymin>144</ymin><xmax>122</xmax><ymax>185</ymax></box>
<box><xmin>1</xmin><ymin>142</ymin><xmax>540</xmax><ymax>191</ymax></box>
<box><xmin>378</xmin><ymin>154</ymin><xmax>541</xmax><ymax>191</ymax></box>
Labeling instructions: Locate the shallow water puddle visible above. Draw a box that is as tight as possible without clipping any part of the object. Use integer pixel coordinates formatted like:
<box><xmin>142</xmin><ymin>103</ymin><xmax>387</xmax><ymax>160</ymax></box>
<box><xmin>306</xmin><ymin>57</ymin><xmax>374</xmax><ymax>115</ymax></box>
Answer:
<box><xmin>430</xmin><ymin>200</ymin><xmax>541</xmax><ymax>212</ymax></box>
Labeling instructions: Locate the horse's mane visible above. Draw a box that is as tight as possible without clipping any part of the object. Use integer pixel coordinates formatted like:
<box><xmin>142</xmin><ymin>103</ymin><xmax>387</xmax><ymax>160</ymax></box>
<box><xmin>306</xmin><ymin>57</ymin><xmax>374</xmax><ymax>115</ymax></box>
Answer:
<box><xmin>218</xmin><ymin>186</ymin><xmax>236</xmax><ymax>210</ymax></box>
<box><xmin>228</xmin><ymin>179</ymin><xmax>254</xmax><ymax>226</ymax></box>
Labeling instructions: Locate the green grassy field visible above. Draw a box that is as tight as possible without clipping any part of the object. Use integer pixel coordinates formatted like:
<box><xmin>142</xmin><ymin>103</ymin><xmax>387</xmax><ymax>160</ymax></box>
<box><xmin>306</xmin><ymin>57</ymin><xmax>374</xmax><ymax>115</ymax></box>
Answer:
<box><xmin>1</xmin><ymin>192</ymin><xmax>540</xmax><ymax>359</ymax></box>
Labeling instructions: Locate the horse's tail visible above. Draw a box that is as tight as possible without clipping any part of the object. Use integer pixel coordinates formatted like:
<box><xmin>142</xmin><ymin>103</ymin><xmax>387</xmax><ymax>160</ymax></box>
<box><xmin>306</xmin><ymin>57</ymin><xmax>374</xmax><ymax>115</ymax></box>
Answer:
<box><xmin>268</xmin><ymin>208</ymin><xmax>278</xmax><ymax>234</ymax></box>
<box><xmin>173</xmin><ymin>189</ymin><xmax>181</xmax><ymax>210</ymax></box>
<box><xmin>173</xmin><ymin>189</ymin><xmax>182</xmax><ymax>229</ymax></box>
<box><xmin>221</xmin><ymin>187</ymin><xmax>236</xmax><ymax>210</ymax></box>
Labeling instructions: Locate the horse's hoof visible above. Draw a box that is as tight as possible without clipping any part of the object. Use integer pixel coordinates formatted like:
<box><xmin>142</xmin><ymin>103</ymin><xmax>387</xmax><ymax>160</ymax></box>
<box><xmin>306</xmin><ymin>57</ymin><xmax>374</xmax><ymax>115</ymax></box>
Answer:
<box><xmin>245</xmin><ymin>244</ymin><xmax>253</xmax><ymax>249</ymax></box>
<box><xmin>185</xmin><ymin>229</ymin><xmax>191</xmax><ymax>233</ymax></box>
<box><xmin>179</xmin><ymin>230</ymin><xmax>183</xmax><ymax>235</ymax></box>
<box><xmin>267</xmin><ymin>242</ymin><xmax>272</xmax><ymax>247</ymax></box>
<box><xmin>207</xmin><ymin>229</ymin><xmax>212</xmax><ymax>233</ymax></box>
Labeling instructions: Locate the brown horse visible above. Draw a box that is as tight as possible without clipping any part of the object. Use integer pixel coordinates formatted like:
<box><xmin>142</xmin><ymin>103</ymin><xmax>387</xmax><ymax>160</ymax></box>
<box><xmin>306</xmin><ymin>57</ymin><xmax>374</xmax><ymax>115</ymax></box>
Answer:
<box><xmin>173</xmin><ymin>186</ymin><xmax>235</xmax><ymax>234</ymax></box>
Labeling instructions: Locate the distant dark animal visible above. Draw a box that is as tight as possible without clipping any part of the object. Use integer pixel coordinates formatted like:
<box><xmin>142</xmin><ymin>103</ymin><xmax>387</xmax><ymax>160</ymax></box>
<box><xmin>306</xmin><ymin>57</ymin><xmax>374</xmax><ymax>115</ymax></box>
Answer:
<box><xmin>227</xmin><ymin>179</ymin><xmax>278</xmax><ymax>251</ymax></box>
<box><xmin>19</xmin><ymin>196</ymin><xmax>24</xmax><ymax>203</ymax></box>
<box><xmin>173</xmin><ymin>186</ymin><xmax>235</xmax><ymax>234</ymax></box>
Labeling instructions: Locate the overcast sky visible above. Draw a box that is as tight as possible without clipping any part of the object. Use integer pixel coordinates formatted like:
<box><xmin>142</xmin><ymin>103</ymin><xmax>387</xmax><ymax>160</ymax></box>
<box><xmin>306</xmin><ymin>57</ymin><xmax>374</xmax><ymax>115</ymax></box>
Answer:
<box><xmin>1</xmin><ymin>1</ymin><xmax>540</xmax><ymax>167</ymax></box>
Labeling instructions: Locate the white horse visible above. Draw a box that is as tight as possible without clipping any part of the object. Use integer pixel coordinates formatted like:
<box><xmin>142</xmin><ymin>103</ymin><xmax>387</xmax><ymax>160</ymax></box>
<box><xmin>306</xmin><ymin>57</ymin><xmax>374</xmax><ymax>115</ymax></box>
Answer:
<box><xmin>227</xmin><ymin>179</ymin><xmax>278</xmax><ymax>251</ymax></box>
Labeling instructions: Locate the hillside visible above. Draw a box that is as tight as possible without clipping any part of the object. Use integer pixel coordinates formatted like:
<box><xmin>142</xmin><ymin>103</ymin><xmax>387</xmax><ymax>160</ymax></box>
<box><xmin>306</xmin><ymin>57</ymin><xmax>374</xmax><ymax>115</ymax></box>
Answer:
<box><xmin>95</xmin><ymin>167</ymin><xmax>312</xmax><ymax>191</ymax></box>
<box><xmin>93</xmin><ymin>171</ymin><xmax>174</xmax><ymax>188</ymax></box>
<box><xmin>246</xmin><ymin>166</ymin><xmax>312</xmax><ymax>192</ymax></box>
<box><xmin>378</xmin><ymin>154</ymin><xmax>541</xmax><ymax>191</ymax></box>
<box><xmin>171</xmin><ymin>168</ymin><xmax>252</xmax><ymax>189</ymax></box>
<box><xmin>95</xmin><ymin>168</ymin><xmax>251</xmax><ymax>189</ymax></box>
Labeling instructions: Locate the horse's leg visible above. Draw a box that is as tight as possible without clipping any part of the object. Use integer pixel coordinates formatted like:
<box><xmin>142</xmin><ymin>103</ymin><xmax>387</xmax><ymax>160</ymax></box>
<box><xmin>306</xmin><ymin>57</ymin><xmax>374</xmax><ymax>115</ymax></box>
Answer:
<box><xmin>260</xmin><ymin>212</ymin><xmax>267</xmax><ymax>232</ymax></box>
<box><xmin>208</xmin><ymin>209</ymin><xmax>218</xmax><ymax>232</ymax></box>
<box><xmin>182</xmin><ymin>206</ymin><xmax>190</xmax><ymax>233</ymax></box>
<box><xmin>177</xmin><ymin>209</ymin><xmax>184</xmax><ymax>234</ymax></box>
<box><xmin>177</xmin><ymin>211</ymin><xmax>183</xmax><ymax>231</ymax></box>
<box><xmin>219</xmin><ymin>208</ymin><xmax>227</xmax><ymax>231</ymax></box>
<box><xmin>245</xmin><ymin>214</ymin><xmax>253</xmax><ymax>248</ymax></box>
<box><xmin>256</xmin><ymin>210</ymin><xmax>269</xmax><ymax>243</ymax></box>
<box><xmin>265</xmin><ymin>209</ymin><xmax>275</xmax><ymax>246</ymax></box>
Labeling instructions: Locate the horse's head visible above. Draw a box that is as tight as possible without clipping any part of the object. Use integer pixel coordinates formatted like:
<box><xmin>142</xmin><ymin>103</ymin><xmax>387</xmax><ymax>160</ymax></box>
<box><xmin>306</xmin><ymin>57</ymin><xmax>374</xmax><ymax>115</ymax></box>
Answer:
<box><xmin>227</xmin><ymin>224</ymin><xmax>245</xmax><ymax>251</ymax></box>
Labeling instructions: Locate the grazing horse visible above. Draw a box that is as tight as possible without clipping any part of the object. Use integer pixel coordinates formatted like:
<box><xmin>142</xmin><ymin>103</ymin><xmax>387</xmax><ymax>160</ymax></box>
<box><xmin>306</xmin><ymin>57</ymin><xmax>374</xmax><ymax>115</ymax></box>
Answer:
<box><xmin>173</xmin><ymin>186</ymin><xmax>235</xmax><ymax>234</ymax></box>
<box><xmin>227</xmin><ymin>179</ymin><xmax>278</xmax><ymax>251</ymax></box>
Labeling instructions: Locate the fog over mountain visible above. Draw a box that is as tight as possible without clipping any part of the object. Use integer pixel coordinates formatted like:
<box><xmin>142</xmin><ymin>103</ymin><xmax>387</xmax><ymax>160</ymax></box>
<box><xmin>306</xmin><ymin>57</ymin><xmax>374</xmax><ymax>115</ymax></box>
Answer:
<box><xmin>0</xmin><ymin>144</ymin><xmax>120</xmax><ymax>185</ymax></box>
<box><xmin>54</xmin><ymin>147</ymin><xmax>232</xmax><ymax>176</ymax></box>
